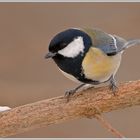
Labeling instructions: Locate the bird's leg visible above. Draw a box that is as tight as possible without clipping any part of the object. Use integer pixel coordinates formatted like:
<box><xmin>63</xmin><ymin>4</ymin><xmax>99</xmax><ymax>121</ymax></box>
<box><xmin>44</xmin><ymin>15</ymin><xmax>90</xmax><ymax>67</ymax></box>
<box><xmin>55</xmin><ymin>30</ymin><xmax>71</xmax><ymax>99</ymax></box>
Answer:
<box><xmin>65</xmin><ymin>83</ymin><xmax>86</xmax><ymax>101</ymax></box>
<box><xmin>109</xmin><ymin>75</ymin><xmax>118</xmax><ymax>95</ymax></box>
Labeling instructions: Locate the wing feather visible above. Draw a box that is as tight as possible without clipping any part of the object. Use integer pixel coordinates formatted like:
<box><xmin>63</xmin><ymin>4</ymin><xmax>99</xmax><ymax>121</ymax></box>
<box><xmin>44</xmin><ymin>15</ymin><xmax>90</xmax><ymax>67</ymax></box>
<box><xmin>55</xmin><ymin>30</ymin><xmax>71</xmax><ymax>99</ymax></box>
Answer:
<box><xmin>83</xmin><ymin>28</ymin><xmax>126</xmax><ymax>55</ymax></box>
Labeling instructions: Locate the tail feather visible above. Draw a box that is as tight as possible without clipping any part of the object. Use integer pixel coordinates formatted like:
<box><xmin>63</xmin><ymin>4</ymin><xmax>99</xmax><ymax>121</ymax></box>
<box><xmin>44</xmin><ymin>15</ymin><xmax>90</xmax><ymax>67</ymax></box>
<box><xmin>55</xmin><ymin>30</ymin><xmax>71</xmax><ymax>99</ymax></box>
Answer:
<box><xmin>118</xmin><ymin>39</ymin><xmax>140</xmax><ymax>53</ymax></box>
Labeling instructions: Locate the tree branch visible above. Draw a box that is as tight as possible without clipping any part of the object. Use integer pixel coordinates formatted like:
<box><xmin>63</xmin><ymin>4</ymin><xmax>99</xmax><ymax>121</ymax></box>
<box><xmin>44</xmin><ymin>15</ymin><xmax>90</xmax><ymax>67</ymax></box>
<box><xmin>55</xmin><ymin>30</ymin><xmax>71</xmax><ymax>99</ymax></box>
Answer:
<box><xmin>0</xmin><ymin>80</ymin><xmax>140</xmax><ymax>137</ymax></box>
<box><xmin>94</xmin><ymin>114</ymin><xmax>124</xmax><ymax>138</ymax></box>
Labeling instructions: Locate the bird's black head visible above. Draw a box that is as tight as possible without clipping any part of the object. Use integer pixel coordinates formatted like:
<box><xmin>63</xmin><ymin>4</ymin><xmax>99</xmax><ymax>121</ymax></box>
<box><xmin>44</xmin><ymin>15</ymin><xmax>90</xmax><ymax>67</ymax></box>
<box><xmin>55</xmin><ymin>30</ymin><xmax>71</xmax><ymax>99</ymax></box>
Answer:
<box><xmin>45</xmin><ymin>28</ymin><xmax>92</xmax><ymax>59</ymax></box>
<box><xmin>45</xmin><ymin>28</ymin><xmax>93</xmax><ymax>83</ymax></box>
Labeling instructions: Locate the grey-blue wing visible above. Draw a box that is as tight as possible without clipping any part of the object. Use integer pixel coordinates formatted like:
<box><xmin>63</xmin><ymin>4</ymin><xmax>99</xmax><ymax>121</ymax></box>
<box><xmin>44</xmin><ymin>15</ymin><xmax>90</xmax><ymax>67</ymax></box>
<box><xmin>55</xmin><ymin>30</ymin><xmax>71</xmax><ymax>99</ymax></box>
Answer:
<box><xmin>84</xmin><ymin>28</ymin><xmax>127</xmax><ymax>55</ymax></box>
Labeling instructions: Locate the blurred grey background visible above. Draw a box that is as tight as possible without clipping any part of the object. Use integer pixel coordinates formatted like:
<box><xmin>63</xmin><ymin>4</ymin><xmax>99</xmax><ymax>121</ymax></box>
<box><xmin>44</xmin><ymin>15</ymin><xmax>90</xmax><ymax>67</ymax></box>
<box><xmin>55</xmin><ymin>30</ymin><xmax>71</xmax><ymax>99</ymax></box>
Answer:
<box><xmin>0</xmin><ymin>3</ymin><xmax>140</xmax><ymax>138</ymax></box>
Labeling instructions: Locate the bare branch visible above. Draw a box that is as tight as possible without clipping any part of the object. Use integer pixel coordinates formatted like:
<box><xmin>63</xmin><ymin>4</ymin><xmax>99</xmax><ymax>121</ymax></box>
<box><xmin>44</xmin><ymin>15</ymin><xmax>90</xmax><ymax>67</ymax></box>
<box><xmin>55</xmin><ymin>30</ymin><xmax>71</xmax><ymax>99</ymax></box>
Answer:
<box><xmin>0</xmin><ymin>80</ymin><xmax>140</xmax><ymax>137</ymax></box>
<box><xmin>95</xmin><ymin>114</ymin><xmax>124</xmax><ymax>138</ymax></box>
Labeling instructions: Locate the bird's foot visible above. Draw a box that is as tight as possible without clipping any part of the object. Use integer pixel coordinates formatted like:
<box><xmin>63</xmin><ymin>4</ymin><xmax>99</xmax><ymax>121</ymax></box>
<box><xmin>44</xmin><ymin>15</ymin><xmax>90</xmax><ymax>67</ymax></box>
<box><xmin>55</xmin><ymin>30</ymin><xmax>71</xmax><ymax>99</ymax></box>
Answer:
<box><xmin>65</xmin><ymin>89</ymin><xmax>77</xmax><ymax>102</ymax></box>
<box><xmin>64</xmin><ymin>83</ymin><xmax>86</xmax><ymax>102</ymax></box>
<box><xmin>109</xmin><ymin>83</ymin><xmax>118</xmax><ymax>95</ymax></box>
<box><xmin>109</xmin><ymin>76</ymin><xmax>118</xmax><ymax>95</ymax></box>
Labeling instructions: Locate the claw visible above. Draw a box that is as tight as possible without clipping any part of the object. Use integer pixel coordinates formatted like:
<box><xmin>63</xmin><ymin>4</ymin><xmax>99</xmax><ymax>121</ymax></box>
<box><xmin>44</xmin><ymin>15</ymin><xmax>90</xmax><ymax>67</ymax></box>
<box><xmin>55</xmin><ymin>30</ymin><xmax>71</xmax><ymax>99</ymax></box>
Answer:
<box><xmin>65</xmin><ymin>89</ymin><xmax>76</xmax><ymax>102</ymax></box>
<box><xmin>109</xmin><ymin>84</ymin><xmax>118</xmax><ymax>95</ymax></box>
<box><xmin>64</xmin><ymin>83</ymin><xmax>86</xmax><ymax>102</ymax></box>
<box><xmin>65</xmin><ymin>89</ymin><xmax>75</xmax><ymax>97</ymax></box>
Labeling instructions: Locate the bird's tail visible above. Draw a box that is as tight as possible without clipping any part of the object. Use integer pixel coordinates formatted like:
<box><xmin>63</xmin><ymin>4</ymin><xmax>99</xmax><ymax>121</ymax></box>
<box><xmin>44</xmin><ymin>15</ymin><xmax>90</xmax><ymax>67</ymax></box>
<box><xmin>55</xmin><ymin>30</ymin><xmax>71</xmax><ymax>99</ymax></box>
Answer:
<box><xmin>120</xmin><ymin>39</ymin><xmax>140</xmax><ymax>52</ymax></box>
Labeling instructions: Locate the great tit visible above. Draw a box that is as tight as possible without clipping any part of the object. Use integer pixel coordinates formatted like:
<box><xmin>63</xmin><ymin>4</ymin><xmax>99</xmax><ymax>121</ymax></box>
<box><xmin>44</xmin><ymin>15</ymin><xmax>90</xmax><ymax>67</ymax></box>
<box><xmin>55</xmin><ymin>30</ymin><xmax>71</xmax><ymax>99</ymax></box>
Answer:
<box><xmin>45</xmin><ymin>28</ymin><xmax>140</xmax><ymax>98</ymax></box>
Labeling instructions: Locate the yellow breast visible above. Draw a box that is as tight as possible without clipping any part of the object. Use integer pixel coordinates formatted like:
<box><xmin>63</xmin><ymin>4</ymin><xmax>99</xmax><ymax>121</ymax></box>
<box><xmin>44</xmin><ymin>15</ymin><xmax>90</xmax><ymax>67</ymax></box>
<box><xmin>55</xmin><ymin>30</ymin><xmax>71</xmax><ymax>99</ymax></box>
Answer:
<box><xmin>82</xmin><ymin>47</ymin><xmax>121</xmax><ymax>82</ymax></box>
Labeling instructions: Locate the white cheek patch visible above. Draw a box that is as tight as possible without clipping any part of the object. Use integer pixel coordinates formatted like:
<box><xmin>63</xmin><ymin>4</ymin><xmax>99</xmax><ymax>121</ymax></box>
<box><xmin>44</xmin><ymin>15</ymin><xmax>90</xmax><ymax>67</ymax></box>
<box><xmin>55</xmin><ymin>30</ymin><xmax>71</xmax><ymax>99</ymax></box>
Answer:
<box><xmin>58</xmin><ymin>36</ymin><xmax>85</xmax><ymax>58</ymax></box>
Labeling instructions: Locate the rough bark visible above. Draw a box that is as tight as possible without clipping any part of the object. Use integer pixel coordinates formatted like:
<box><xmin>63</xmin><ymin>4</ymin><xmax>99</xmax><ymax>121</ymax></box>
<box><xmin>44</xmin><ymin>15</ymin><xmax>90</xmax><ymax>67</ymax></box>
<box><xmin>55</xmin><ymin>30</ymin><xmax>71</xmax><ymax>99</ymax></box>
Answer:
<box><xmin>0</xmin><ymin>80</ymin><xmax>140</xmax><ymax>137</ymax></box>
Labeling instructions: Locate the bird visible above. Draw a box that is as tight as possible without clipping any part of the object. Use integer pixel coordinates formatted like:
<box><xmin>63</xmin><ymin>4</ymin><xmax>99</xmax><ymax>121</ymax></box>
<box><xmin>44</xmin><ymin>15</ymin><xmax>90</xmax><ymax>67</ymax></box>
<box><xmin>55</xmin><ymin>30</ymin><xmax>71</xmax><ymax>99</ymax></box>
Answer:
<box><xmin>45</xmin><ymin>28</ymin><xmax>140</xmax><ymax>99</ymax></box>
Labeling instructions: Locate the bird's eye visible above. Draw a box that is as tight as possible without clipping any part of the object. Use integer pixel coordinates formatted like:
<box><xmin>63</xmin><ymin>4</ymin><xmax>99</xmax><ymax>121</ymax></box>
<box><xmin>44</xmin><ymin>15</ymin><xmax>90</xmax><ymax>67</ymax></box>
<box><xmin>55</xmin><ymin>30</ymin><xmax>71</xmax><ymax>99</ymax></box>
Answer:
<box><xmin>61</xmin><ymin>42</ymin><xmax>67</xmax><ymax>47</ymax></box>
<box><xmin>59</xmin><ymin>42</ymin><xmax>67</xmax><ymax>50</ymax></box>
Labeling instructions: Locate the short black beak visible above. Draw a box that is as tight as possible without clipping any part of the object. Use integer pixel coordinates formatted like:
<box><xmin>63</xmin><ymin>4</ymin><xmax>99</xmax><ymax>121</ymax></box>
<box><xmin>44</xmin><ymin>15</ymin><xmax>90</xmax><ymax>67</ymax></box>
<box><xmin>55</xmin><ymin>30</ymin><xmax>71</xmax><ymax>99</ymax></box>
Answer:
<box><xmin>45</xmin><ymin>52</ymin><xmax>56</xmax><ymax>59</ymax></box>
